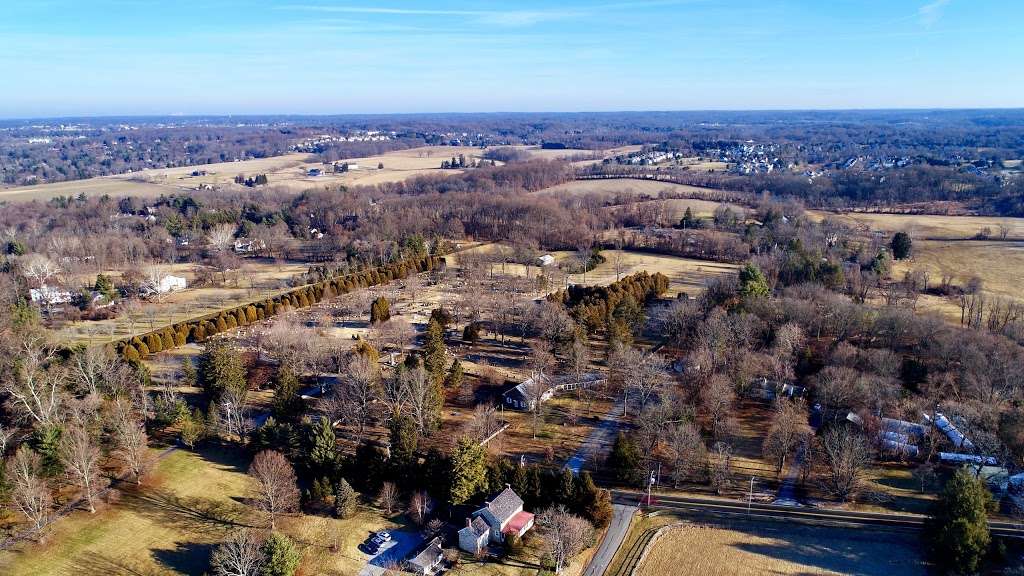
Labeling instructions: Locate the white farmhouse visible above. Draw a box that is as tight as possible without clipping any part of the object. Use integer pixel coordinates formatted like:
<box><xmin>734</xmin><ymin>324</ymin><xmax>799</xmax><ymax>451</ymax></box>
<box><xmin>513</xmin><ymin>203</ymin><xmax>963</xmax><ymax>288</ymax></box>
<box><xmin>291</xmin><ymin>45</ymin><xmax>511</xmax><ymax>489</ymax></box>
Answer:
<box><xmin>29</xmin><ymin>285</ymin><xmax>73</xmax><ymax>306</ymax></box>
<box><xmin>148</xmin><ymin>274</ymin><xmax>186</xmax><ymax>295</ymax></box>
<box><xmin>458</xmin><ymin>486</ymin><xmax>534</xmax><ymax>554</ymax></box>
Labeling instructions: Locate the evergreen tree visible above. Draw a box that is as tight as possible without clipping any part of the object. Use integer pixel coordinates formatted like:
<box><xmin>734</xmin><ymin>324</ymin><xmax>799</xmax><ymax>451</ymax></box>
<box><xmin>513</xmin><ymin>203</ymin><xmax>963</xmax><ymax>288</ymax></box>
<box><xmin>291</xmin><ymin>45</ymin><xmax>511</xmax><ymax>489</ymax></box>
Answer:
<box><xmin>679</xmin><ymin>207</ymin><xmax>701</xmax><ymax>229</ymax></box>
<box><xmin>197</xmin><ymin>339</ymin><xmax>247</xmax><ymax>401</ymax></box>
<box><xmin>576</xmin><ymin>471</ymin><xmax>612</xmax><ymax>528</ymax></box>
<box><xmin>423</xmin><ymin>318</ymin><xmax>447</xmax><ymax>382</ymax></box>
<box><xmin>607</xmin><ymin>432</ymin><xmax>642</xmax><ymax>486</ymax></box>
<box><xmin>305</xmin><ymin>417</ymin><xmax>337</xmax><ymax>477</ymax></box>
<box><xmin>389</xmin><ymin>415</ymin><xmax>419</xmax><ymax>468</ymax></box>
<box><xmin>261</xmin><ymin>532</ymin><xmax>300</xmax><ymax>576</ymax></box>
<box><xmin>448</xmin><ymin>437</ymin><xmax>487</xmax><ymax>506</ymax></box>
<box><xmin>556</xmin><ymin>467</ymin><xmax>577</xmax><ymax>505</ymax></box>
<box><xmin>924</xmin><ymin>467</ymin><xmax>992</xmax><ymax>575</ymax></box>
<box><xmin>738</xmin><ymin>263</ymin><xmax>771</xmax><ymax>298</ymax></box>
<box><xmin>94</xmin><ymin>273</ymin><xmax>117</xmax><ymax>300</ymax></box>
<box><xmin>272</xmin><ymin>365</ymin><xmax>304</xmax><ymax>422</ymax></box>
<box><xmin>370</xmin><ymin>296</ymin><xmax>391</xmax><ymax>324</ymax></box>
<box><xmin>444</xmin><ymin>358</ymin><xmax>464</xmax><ymax>390</ymax></box>
<box><xmin>31</xmin><ymin>425</ymin><xmax>63</xmax><ymax>477</ymax></box>
<box><xmin>335</xmin><ymin>478</ymin><xmax>358</xmax><ymax>519</ymax></box>
<box><xmin>891</xmin><ymin>232</ymin><xmax>913</xmax><ymax>260</ymax></box>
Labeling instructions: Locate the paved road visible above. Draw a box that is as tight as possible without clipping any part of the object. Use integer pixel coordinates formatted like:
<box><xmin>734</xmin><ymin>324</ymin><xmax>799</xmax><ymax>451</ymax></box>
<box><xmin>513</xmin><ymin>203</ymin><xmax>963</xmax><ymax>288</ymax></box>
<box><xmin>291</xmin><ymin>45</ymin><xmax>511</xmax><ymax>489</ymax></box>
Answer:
<box><xmin>611</xmin><ymin>490</ymin><xmax>1024</xmax><ymax>539</ymax></box>
<box><xmin>565</xmin><ymin>399</ymin><xmax>626</xmax><ymax>474</ymax></box>
<box><xmin>582</xmin><ymin>501</ymin><xmax>638</xmax><ymax>576</ymax></box>
<box><xmin>573</xmin><ymin>401</ymin><xmax>633</xmax><ymax>576</ymax></box>
<box><xmin>357</xmin><ymin>530</ymin><xmax>425</xmax><ymax>576</ymax></box>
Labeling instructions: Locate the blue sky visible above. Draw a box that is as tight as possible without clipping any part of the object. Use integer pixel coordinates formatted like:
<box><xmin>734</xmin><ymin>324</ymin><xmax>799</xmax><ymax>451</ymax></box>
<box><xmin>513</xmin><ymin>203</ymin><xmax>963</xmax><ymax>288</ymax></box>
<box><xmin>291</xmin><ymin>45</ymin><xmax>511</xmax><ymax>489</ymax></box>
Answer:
<box><xmin>0</xmin><ymin>0</ymin><xmax>1021</xmax><ymax>117</ymax></box>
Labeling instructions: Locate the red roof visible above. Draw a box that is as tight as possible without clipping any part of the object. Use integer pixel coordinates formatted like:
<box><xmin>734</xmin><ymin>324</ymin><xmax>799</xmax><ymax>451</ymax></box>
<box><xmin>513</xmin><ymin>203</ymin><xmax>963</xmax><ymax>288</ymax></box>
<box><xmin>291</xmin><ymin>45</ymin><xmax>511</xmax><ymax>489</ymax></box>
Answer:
<box><xmin>502</xmin><ymin>511</ymin><xmax>535</xmax><ymax>535</ymax></box>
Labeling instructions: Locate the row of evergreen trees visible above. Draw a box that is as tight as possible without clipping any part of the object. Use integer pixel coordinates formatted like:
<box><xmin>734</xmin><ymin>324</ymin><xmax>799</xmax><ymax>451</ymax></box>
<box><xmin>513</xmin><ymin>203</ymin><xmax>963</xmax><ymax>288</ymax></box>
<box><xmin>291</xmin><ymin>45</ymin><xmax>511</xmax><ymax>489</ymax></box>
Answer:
<box><xmin>548</xmin><ymin>270</ymin><xmax>669</xmax><ymax>332</ymax></box>
<box><xmin>117</xmin><ymin>254</ymin><xmax>442</xmax><ymax>360</ymax></box>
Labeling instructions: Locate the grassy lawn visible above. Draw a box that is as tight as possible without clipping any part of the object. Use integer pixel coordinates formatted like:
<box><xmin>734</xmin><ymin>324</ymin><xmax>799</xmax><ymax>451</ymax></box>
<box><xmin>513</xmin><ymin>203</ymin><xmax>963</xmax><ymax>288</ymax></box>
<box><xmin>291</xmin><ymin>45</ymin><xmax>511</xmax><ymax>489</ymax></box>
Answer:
<box><xmin>0</xmin><ymin>446</ymin><xmax>401</xmax><ymax>576</ymax></box>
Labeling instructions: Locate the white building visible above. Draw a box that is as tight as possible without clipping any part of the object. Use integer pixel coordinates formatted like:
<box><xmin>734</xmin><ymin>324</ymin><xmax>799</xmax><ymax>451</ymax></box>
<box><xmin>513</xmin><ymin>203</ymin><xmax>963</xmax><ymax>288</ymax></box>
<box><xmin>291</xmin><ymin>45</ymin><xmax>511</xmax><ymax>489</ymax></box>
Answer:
<box><xmin>458</xmin><ymin>487</ymin><xmax>534</xmax><ymax>554</ymax></box>
<box><xmin>147</xmin><ymin>274</ymin><xmax>186</xmax><ymax>295</ymax></box>
<box><xmin>537</xmin><ymin>254</ymin><xmax>556</xmax><ymax>267</ymax></box>
<box><xmin>29</xmin><ymin>285</ymin><xmax>73</xmax><ymax>306</ymax></box>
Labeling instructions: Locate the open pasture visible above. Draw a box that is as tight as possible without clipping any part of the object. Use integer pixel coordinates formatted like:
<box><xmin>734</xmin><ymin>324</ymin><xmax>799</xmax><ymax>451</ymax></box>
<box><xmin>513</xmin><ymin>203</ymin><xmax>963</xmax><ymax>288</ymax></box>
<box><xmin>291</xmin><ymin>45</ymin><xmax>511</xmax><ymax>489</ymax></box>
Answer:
<box><xmin>448</xmin><ymin>245</ymin><xmax>738</xmax><ymax>298</ymax></box>
<box><xmin>891</xmin><ymin>239</ymin><xmax>1024</xmax><ymax>302</ymax></box>
<box><xmin>568</xmin><ymin>250</ymin><xmax>738</xmax><ymax>298</ymax></box>
<box><xmin>53</xmin><ymin>260</ymin><xmax>310</xmax><ymax>345</ymax></box>
<box><xmin>807</xmin><ymin>210</ymin><xmax>1024</xmax><ymax>240</ymax></box>
<box><xmin>0</xmin><ymin>175</ymin><xmax>175</xmax><ymax>202</ymax></box>
<box><xmin>633</xmin><ymin>522</ymin><xmax>926</xmax><ymax>576</ymax></box>
<box><xmin>536</xmin><ymin>178</ymin><xmax>732</xmax><ymax>201</ymax></box>
<box><xmin>0</xmin><ymin>145</ymin><xmax>493</xmax><ymax>201</ymax></box>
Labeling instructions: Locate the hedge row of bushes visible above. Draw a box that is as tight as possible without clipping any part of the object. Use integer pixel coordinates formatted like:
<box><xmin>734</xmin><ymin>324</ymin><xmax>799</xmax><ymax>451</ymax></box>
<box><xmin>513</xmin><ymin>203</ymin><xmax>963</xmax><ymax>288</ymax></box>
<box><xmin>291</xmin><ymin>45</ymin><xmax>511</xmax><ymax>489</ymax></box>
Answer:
<box><xmin>116</xmin><ymin>255</ymin><xmax>442</xmax><ymax>361</ymax></box>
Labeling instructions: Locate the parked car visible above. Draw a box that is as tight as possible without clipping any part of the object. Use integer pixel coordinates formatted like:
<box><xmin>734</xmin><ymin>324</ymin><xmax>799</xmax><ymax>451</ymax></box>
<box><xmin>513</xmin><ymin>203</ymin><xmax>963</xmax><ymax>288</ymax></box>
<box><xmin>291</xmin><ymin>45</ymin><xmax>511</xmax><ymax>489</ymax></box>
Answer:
<box><xmin>361</xmin><ymin>531</ymin><xmax>393</xmax><ymax>554</ymax></box>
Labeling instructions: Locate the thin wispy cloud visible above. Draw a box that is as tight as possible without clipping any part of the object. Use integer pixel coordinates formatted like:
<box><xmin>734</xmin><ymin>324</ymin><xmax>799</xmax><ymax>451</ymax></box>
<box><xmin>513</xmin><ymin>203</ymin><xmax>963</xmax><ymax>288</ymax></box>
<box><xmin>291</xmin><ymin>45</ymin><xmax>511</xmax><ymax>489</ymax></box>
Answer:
<box><xmin>918</xmin><ymin>0</ymin><xmax>951</xmax><ymax>28</ymax></box>
<box><xmin>277</xmin><ymin>1</ymin><xmax>697</xmax><ymax>26</ymax></box>
<box><xmin>279</xmin><ymin>4</ymin><xmax>576</xmax><ymax>26</ymax></box>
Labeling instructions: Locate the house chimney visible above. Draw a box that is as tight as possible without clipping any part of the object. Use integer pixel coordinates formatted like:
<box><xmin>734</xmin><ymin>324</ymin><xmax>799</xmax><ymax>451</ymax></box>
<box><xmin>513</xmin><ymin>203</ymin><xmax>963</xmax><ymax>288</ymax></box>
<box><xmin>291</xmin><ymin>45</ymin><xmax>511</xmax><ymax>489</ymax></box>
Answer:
<box><xmin>506</xmin><ymin>483</ymin><xmax>511</xmax><ymax>490</ymax></box>
<box><xmin>467</xmin><ymin>518</ymin><xmax>472</xmax><ymax>529</ymax></box>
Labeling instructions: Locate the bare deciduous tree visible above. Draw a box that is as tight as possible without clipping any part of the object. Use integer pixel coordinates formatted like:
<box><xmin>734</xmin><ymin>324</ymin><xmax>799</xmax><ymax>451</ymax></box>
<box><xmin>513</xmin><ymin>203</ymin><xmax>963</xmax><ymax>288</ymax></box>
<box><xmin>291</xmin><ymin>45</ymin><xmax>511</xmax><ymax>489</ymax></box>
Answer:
<box><xmin>248</xmin><ymin>450</ymin><xmax>300</xmax><ymax>529</ymax></box>
<box><xmin>669</xmin><ymin>422</ymin><xmax>707</xmax><ymax>486</ymax></box>
<box><xmin>815</xmin><ymin>426</ymin><xmax>872</xmax><ymax>501</ymax></box>
<box><xmin>110</xmin><ymin>395</ymin><xmax>151</xmax><ymax>484</ymax></box>
<box><xmin>536</xmin><ymin>506</ymin><xmax>594</xmax><ymax>574</ymax></box>
<box><xmin>465</xmin><ymin>403</ymin><xmax>500</xmax><ymax>442</ymax></box>
<box><xmin>709</xmin><ymin>441</ymin><xmax>733</xmax><ymax>494</ymax></box>
<box><xmin>3</xmin><ymin>337</ymin><xmax>65</xmax><ymax>427</ymax></box>
<box><xmin>762</xmin><ymin>399</ymin><xmax>811</xmax><ymax>475</ymax></box>
<box><xmin>326</xmin><ymin>353</ymin><xmax>381</xmax><ymax>440</ymax></box>
<box><xmin>402</xmin><ymin>366</ymin><xmax>440</xmax><ymax>434</ymax></box>
<box><xmin>210</xmin><ymin>528</ymin><xmax>266</xmax><ymax>576</ymax></box>
<box><xmin>19</xmin><ymin>253</ymin><xmax>61</xmax><ymax>287</ymax></box>
<box><xmin>206</xmin><ymin>223</ymin><xmax>237</xmax><ymax>253</ymax></box>
<box><xmin>378</xmin><ymin>481</ymin><xmax>399</xmax><ymax>515</ymax></box>
<box><xmin>407</xmin><ymin>490</ymin><xmax>433</xmax><ymax>526</ymax></box>
<box><xmin>60</xmin><ymin>404</ymin><xmax>105</xmax><ymax>513</ymax></box>
<box><xmin>523</xmin><ymin>345</ymin><xmax>555</xmax><ymax>438</ymax></box>
<box><xmin>700</xmin><ymin>374</ymin><xmax>737</xmax><ymax>442</ymax></box>
<box><xmin>6</xmin><ymin>447</ymin><xmax>53</xmax><ymax>541</ymax></box>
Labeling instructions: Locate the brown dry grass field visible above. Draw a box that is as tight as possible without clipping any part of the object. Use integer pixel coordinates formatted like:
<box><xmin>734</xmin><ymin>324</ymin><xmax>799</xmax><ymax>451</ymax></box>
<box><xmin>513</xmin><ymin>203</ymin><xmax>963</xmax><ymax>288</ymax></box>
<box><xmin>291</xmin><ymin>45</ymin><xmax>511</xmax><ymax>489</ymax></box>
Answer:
<box><xmin>807</xmin><ymin>210</ymin><xmax>1024</xmax><ymax>240</ymax></box>
<box><xmin>885</xmin><ymin>240</ymin><xmax>1024</xmax><ymax>323</ymax></box>
<box><xmin>0</xmin><ymin>176</ymin><xmax>174</xmax><ymax>202</ymax></box>
<box><xmin>632</xmin><ymin>521</ymin><xmax>926</xmax><ymax>576</ymax></box>
<box><xmin>0</xmin><ymin>145</ymin><xmax>492</xmax><ymax>201</ymax></box>
<box><xmin>891</xmin><ymin>240</ymin><xmax>1024</xmax><ymax>301</ymax></box>
<box><xmin>535</xmin><ymin>178</ymin><xmax>732</xmax><ymax>201</ymax></box>
<box><xmin>53</xmin><ymin>260</ymin><xmax>311</xmax><ymax>345</ymax></box>
<box><xmin>449</xmin><ymin>245</ymin><xmax>739</xmax><ymax>298</ymax></box>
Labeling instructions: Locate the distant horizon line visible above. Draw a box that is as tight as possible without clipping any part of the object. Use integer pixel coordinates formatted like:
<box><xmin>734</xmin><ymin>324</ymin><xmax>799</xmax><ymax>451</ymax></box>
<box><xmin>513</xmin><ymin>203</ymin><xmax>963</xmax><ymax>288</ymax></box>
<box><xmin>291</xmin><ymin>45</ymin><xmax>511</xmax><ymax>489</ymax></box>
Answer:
<box><xmin>3</xmin><ymin>106</ymin><xmax>1024</xmax><ymax>122</ymax></box>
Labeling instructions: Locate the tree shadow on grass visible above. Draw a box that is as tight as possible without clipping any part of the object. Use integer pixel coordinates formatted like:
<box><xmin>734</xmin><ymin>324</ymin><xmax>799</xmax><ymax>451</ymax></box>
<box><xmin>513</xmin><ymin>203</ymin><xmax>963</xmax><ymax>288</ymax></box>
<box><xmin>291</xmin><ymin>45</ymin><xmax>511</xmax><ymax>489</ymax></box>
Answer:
<box><xmin>122</xmin><ymin>487</ymin><xmax>254</xmax><ymax>537</ymax></box>
<box><xmin>719</xmin><ymin>520</ymin><xmax>927</xmax><ymax>576</ymax></box>
<box><xmin>190</xmin><ymin>443</ymin><xmax>252</xmax><ymax>476</ymax></box>
<box><xmin>152</xmin><ymin>541</ymin><xmax>216</xmax><ymax>575</ymax></box>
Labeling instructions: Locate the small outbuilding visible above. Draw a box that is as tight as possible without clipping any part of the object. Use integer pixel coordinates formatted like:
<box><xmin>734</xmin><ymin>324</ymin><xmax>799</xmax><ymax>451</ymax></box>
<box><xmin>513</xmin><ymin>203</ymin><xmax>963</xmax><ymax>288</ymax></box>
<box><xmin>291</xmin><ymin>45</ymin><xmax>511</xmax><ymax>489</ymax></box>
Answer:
<box><xmin>405</xmin><ymin>536</ymin><xmax>444</xmax><ymax>575</ymax></box>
